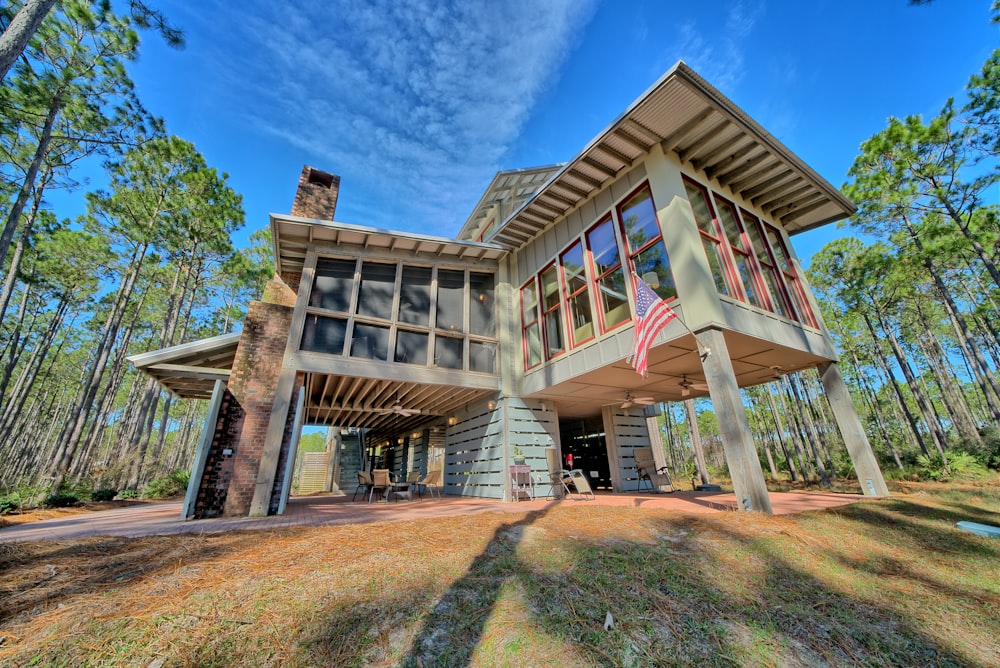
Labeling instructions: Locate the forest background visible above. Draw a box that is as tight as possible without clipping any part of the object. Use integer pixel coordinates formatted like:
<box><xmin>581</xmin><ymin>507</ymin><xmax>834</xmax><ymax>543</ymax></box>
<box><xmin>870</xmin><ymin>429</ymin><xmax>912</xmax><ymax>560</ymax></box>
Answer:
<box><xmin>1</xmin><ymin>0</ymin><xmax>999</xmax><ymax>506</ymax></box>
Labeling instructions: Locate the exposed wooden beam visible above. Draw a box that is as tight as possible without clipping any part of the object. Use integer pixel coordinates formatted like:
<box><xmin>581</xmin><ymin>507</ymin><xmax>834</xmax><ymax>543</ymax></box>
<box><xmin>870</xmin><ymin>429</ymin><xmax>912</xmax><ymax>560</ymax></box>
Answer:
<box><xmin>612</xmin><ymin>127</ymin><xmax>652</xmax><ymax>152</ymax></box>
<box><xmin>581</xmin><ymin>155</ymin><xmax>619</xmax><ymax>178</ymax></box>
<box><xmin>676</xmin><ymin>119</ymin><xmax>731</xmax><ymax>163</ymax></box>
<box><xmin>661</xmin><ymin>108</ymin><xmax>715</xmax><ymax>152</ymax></box>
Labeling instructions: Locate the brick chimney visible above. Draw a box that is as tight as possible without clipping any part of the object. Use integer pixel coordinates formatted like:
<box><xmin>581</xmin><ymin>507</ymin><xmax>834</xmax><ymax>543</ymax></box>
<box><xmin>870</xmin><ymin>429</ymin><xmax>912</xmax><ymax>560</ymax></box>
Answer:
<box><xmin>291</xmin><ymin>166</ymin><xmax>340</xmax><ymax>220</ymax></box>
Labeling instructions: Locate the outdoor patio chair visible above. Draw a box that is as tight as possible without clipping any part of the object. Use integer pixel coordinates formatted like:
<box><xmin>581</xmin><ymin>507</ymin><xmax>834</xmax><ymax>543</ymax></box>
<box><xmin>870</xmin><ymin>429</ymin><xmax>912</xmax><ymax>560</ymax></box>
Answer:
<box><xmin>352</xmin><ymin>470</ymin><xmax>373</xmax><ymax>501</ymax></box>
<box><xmin>369</xmin><ymin>469</ymin><xmax>392</xmax><ymax>503</ymax></box>
<box><xmin>635</xmin><ymin>447</ymin><xmax>674</xmax><ymax>493</ymax></box>
<box><xmin>419</xmin><ymin>469</ymin><xmax>443</xmax><ymax>499</ymax></box>
<box><xmin>552</xmin><ymin>468</ymin><xmax>595</xmax><ymax>500</ymax></box>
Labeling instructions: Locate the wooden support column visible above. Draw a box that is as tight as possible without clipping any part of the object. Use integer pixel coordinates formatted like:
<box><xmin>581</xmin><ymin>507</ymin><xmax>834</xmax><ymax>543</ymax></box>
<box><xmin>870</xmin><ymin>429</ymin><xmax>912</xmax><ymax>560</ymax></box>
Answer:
<box><xmin>818</xmin><ymin>361</ymin><xmax>889</xmax><ymax>496</ymax></box>
<box><xmin>698</xmin><ymin>328</ymin><xmax>773</xmax><ymax>513</ymax></box>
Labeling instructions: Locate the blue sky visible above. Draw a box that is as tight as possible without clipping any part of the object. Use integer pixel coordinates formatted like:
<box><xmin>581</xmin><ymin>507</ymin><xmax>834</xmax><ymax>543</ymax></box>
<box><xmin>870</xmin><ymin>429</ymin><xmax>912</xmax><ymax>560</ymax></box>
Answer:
<box><xmin>92</xmin><ymin>0</ymin><xmax>999</xmax><ymax>265</ymax></box>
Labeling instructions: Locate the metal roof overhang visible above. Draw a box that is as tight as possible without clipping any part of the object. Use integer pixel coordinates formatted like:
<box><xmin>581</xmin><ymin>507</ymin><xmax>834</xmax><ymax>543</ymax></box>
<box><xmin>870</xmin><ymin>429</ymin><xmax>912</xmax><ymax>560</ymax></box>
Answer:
<box><xmin>271</xmin><ymin>215</ymin><xmax>509</xmax><ymax>276</ymax></box>
<box><xmin>489</xmin><ymin>61</ymin><xmax>855</xmax><ymax>249</ymax></box>
<box><xmin>127</xmin><ymin>332</ymin><xmax>241</xmax><ymax>399</ymax></box>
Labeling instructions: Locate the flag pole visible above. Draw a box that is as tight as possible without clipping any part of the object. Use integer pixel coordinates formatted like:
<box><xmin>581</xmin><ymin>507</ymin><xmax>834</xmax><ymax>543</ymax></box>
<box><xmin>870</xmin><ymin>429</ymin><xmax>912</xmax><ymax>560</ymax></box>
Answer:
<box><xmin>631</xmin><ymin>271</ymin><xmax>711</xmax><ymax>360</ymax></box>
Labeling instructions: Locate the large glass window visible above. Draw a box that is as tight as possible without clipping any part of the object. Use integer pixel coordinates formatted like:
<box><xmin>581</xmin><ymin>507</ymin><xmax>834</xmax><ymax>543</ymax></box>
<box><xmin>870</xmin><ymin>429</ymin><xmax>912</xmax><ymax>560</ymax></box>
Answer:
<box><xmin>356</xmin><ymin>262</ymin><xmax>397</xmax><ymax>319</ymax></box>
<box><xmin>398</xmin><ymin>265</ymin><xmax>431</xmax><ymax>326</ymax></box>
<box><xmin>309</xmin><ymin>258</ymin><xmax>356</xmax><ymax>312</ymax></box>
<box><xmin>619</xmin><ymin>186</ymin><xmax>676</xmax><ymax>300</ymax></box>
<box><xmin>434</xmin><ymin>335</ymin><xmax>463</xmax><ymax>370</ymax></box>
<box><xmin>300</xmin><ymin>315</ymin><xmax>347</xmax><ymax>354</ymax></box>
<box><xmin>560</xmin><ymin>241</ymin><xmax>594</xmax><ymax>345</ymax></box>
<box><xmin>742</xmin><ymin>210</ymin><xmax>792</xmax><ymax>318</ymax></box>
<box><xmin>302</xmin><ymin>258</ymin><xmax>497</xmax><ymax>373</ymax></box>
<box><xmin>540</xmin><ymin>263</ymin><xmax>565</xmax><ymax>359</ymax></box>
<box><xmin>436</xmin><ymin>269</ymin><xmax>465</xmax><ymax>333</ymax></box>
<box><xmin>715</xmin><ymin>197</ymin><xmax>767</xmax><ymax>309</ymax></box>
<box><xmin>684</xmin><ymin>179</ymin><xmax>735</xmax><ymax>298</ymax></box>
<box><xmin>350</xmin><ymin>322</ymin><xmax>389</xmax><ymax>360</ymax></box>
<box><xmin>521</xmin><ymin>281</ymin><xmax>542</xmax><ymax>368</ymax></box>
<box><xmin>469</xmin><ymin>272</ymin><xmax>495</xmax><ymax>336</ymax></box>
<box><xmin>586</xmin><ymin>217</ymin><xmax>630</xmax><ymax>331</ymax></box>
<box><xmin>394</xmin><ymin>330</ymin><xmax>428</xmax><ymax>365</ymax></box>
<box><xmin>762</xmin><ymin>222</ymin><xmax>818</xmax><ymax>328</ymax></box>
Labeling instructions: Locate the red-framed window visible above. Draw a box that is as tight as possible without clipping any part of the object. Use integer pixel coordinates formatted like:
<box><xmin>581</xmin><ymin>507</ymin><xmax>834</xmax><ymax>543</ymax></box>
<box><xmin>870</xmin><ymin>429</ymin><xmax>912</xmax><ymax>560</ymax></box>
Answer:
<box><xmin>560</xmin><ymin>240</ymin><xmax>595</xmax><ymax>346</ymax></box>
<box><xmin>761</xmin><ymin>221</ymin><xmax>818</xmax><ymax>328</ymax></box>
<box><xmin>539</xmin><ymin>262</ymin><xmax>565</xmax><ymax>360</ymax></box>
<box><xmin>520</xmin><ymin>280</ymin><xmax>542</xmax><ymax>369</ymax></box>
<box><xmin>741</xmin><ymin>209</ymin><xmax>795</xmax><ymax>319</ymax></box>
<box><xmin>617</xmin><ymin>184</ymin><xmax>676</xmax><ymax>301</ymax></box>
<box><xmin>585</xmin><ymin>216</ymin><xmax>631</xmax><ymax>333</ymax></box>
<box><xmin>713</xmin><ymin>195</ymin><xmax>769</xmax><ymax>310</ymax></box>
<box><xmin>682</xmin><ymin>178</ymin><xmax>739</xmax><ymax>299</ymax></box>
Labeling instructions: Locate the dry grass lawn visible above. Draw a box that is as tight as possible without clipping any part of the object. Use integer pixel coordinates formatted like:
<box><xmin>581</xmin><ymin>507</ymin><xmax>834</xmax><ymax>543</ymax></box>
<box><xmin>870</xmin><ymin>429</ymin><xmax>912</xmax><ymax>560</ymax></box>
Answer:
<box><xmin>1</xmin><ymin>481</ymin><xmax>998</xmax><ymax>667</ymax></box>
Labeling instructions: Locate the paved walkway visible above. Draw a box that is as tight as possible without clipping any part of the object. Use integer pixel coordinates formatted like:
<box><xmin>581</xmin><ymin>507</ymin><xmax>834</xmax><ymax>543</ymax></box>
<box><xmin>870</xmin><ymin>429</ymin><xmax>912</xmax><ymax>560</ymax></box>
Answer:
<box><xmin>0</xmin><ymin>490</ymin><xmax>866</xmax><ymax>543</ymax></box>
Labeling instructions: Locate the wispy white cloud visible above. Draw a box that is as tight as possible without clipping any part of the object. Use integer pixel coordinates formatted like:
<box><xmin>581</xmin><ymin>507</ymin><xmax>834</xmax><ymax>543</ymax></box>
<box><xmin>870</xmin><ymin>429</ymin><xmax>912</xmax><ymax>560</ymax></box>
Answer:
<box><xmin>672</xmin><ymin>0</ymin><xmax>765</xmax><ymax>95</ymax></box>
<box><xmin>207</xmin><ymin>0</ymin><xmax>596</xmax><ymax>234</ymax></box>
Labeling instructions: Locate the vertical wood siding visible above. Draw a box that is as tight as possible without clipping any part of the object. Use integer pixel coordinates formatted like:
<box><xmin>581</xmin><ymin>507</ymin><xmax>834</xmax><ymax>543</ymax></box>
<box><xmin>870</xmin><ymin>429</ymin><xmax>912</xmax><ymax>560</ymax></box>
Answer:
<box><xmin>603</xmin><ymin>407</ymin><xmax>653</xmax><ymax>492</ymax></box>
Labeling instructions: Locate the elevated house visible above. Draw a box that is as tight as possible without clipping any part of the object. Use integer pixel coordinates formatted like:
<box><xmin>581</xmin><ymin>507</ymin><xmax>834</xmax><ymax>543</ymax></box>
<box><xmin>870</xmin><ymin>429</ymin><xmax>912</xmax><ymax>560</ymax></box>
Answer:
<box><xmin>130</xmin><ymin>61</ymin><xmax>887</xmax><ymax>518</ymax></box>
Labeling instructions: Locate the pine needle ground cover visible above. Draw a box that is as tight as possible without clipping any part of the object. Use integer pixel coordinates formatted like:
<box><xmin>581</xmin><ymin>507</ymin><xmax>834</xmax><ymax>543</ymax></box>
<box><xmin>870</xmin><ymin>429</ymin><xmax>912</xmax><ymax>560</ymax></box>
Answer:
<box><xmin>1</xmin><ymin>482</ymin><xmax>997</xmax><ymax>667</ymax></box>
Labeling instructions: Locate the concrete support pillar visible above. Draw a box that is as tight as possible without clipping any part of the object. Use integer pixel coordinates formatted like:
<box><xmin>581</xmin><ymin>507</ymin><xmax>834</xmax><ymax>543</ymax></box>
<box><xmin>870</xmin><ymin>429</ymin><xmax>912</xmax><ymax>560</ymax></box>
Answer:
<box><xmin>818</xmin><ymin>361</ymin><xmax>889</xmax><ymax>496</ymax></box>
<box><xmin>698</xmin><ymin>328</ymin><xmax>773</xmax><ymax>513</ymax></box>
<box><xmin>249</xmin><ymin>366</ymin><xmax>298</xmax><ymax>517</ymax></box>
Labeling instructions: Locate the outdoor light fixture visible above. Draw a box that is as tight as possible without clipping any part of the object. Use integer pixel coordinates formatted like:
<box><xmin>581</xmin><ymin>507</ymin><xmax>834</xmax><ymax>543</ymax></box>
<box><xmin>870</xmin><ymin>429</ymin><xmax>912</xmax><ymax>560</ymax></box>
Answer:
<box><xmin>487</xmin><ymin>400</ymin><xmax>497</xmax><ymax>410</ymax></box>
<box><xmin>411</xmin><ymin>431</ymin><xmax>421</xmax><ymax>439</ymax></box>
<box><xmin>642</xmin><ymin>271</ymin><xmax>659</xmax><ymax>289</ymax></box>
<box><xmin>447</xmin><ymin>416</ymin><xmax>457</xmax><ymax>426</ymax></box>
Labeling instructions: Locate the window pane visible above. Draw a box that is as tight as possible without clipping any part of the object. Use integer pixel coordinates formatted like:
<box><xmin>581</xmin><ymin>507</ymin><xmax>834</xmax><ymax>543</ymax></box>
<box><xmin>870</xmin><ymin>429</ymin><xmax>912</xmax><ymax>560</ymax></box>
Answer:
<box><xmin>587</xmin><ymin>219</ymin><xmax>621</xmax><ymax>275</ymax></box>
<box><xmin>434</xmin><ymin>335</ymin><xmax>463</xmax><ymax>369</ymax></box>
<box><xmin>356</xmin><ymin>262</ymin><xmax>397</xmax><ymax>318</ymax></box>
<box><xmin>469</xmin><ymin>341</ymin><xmax>495</xmax><ymax>373</ymax></box>
<box><xmin>525</xmin><ymin>323</ymin><xmax>541</xmax><ymax>367</ymax></box>
<box><xmin>716</xmin><ymin>200</ymin><xmax>745</xmax><ymax>249</ymax></box>
<box><xmin>469</xmin><ymin>272</ymin><xmax>495</xmax><ymax>336</ymax></box>
<box><xmin>683</xmin><ymin>182</ymin><xmax>717</xmax><ymax>236</ymax></box>
<box><xmin>545</xmin><ymin>309</ymin><xmax>564</xmax><ymax>358</ymax></box>
<box><xmin>568</xmin><ymin>292</ymin><xmax>594</xmax><ymax>344</ymax></box>
<box><xmin>394</xmin><ymin>330</ymin><xmax>428</xmax><ymax>365</ymax></box>
<box><xmin>735</xmin><ymin>256</ymin><xmax>765</xmax><ymax>308</ymax></box>
<box><xmin>350</xmin><ymin>323</ymin><xmax>389</xmax><ymax>360</ymax></box>
<box><xmin>764</xmin><ymin>226</ymin><xmax>791</xmax><ymax>272</ymax></box>
<box><xmin>300</xmin><ymin>315</ymin><xmax>347</xmax><ymax>354</ymax></box>
<box><xmin>561</xmin><ymin>242</ymin><xmax>587</xmax><ymax>294</ymax></box>
<box><xmin>762</xmin><ymin>269</ymin><xmax>788</xmax><ymax>317</ymax></box>
<box><xmin>398</xmin><ymin>265</ymin><xmax>432</xmax><ymax>326</ymax></box>
<box><xmin>633</xmin><ymin>241</ymin><xmax>676</xmax><ymax>300</ymax></box>
<box><xmin>521</xmin><ymin>282</ymin><xmax>538</xmax><ymax>322</ymax></box>
<box><xmin>436</xmin><ymin>269</ymin><xmax>465</xmax><ymax>332</ymax></box>
<box><xmin>701</xmin><ymin>237</ymin><xmax>730</xmax><ymax>296</ymax></box>
<box><xmin>619</xmin><ymin>187</ymin><xmax>661</xmax><ymax>250</ymax></box>
<box><xmin>596</xmin><ymin>269</ymin><xmax>630</xmax><ymax>328</ymax></box>
<box><xmin>309</xmin><ymin>258</ymin><xmax>356</xmax><ymax>312</ymax></box>
<box><xmin>541</xmin><ymin>265</ymin><xmax>560</xmax><ymax>310</ymax></box>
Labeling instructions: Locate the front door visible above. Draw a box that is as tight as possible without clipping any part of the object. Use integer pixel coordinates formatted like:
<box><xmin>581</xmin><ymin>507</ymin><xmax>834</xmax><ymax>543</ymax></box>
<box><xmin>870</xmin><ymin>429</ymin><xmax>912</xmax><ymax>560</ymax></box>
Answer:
<box><xmin>558</xmin><ymin>417</ymin><xmax>611</xmax><ymax>490</ymax></box>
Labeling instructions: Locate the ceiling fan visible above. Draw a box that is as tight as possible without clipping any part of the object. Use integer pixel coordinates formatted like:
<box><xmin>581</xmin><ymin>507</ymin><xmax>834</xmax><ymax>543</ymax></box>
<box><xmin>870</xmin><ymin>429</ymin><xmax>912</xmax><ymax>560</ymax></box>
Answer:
<box><xmin>678</xmin><ymin>375</ymin><xmax>709</xmax><ymax>397</ymax></box>
<box><xmin>389</xmin><ymin>401</ymin><xmax>421</xmax><ymax>417</ymax></box>
<box><xmin>608</xmin><ymin>392</ymin><xmax>655</xmax><ymax>409</ymax></box>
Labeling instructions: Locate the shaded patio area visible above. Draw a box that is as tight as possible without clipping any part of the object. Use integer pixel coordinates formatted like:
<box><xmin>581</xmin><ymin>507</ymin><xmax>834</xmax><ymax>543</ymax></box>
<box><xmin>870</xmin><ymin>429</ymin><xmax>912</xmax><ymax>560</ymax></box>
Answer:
<box><xmin>0</xmin><ymin>490</ymin><xmax>868</xmax><ymax>544</ymax></box>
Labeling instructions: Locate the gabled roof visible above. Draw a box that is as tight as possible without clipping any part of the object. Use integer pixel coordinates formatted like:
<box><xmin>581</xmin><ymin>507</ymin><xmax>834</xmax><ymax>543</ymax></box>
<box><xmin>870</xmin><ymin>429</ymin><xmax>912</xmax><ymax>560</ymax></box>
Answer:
<box><xmin>127</xmin><ymin>332</ymin><xmax>240</xmax><ymax>399</ymax></box>
<box><xmin>456</xmin><ymin>164</ymin><xmax>564</xmax><ymax>241</ymax></box>
<box><xmin>270</xmin><ymin>215</ymin><xmax>508</xmax><ymax>277</ymax></box>
<box><xmin>487</xmin><ymin>60</ymin><xmax>855</xmax><ymax>249</ymax></box>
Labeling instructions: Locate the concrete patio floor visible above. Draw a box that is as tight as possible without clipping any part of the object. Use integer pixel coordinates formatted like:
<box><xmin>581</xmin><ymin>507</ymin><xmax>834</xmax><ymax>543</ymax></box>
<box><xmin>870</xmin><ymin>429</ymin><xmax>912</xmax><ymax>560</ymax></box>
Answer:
<box><xmin>0</xmin><ymin>489</ymin><xmax>866</xmax><ymax>543</ymax></box>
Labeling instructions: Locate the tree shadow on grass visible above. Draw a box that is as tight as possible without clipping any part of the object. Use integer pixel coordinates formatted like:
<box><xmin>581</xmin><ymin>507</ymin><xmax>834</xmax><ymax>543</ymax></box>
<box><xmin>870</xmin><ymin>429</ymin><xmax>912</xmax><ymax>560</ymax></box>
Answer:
<box><xmin>0</xmin><ymin>532</ymin><xmax>252</xmax><ymax>625</ymax></box>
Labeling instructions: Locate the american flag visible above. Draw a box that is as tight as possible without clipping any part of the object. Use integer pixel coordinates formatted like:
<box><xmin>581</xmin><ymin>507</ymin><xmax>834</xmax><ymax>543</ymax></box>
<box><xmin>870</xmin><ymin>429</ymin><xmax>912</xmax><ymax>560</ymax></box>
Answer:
<box><xmin>626</xmin><ymin>276</ymin><xmax>677</xmax><ymax>377</ymax></box>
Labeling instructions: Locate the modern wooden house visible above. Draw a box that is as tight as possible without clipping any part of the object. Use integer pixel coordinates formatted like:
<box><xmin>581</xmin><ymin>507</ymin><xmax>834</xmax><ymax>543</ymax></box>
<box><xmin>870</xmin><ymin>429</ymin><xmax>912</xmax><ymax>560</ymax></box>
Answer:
<box><xmin>130</xmin><ymin>61</ymin><xmax>887</xmax><ymax>518</ymax></box>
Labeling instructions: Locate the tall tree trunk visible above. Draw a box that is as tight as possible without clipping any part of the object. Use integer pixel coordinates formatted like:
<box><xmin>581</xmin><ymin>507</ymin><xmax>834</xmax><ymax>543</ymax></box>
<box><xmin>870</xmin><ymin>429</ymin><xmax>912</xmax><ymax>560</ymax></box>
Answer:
<box><xmin>683</xmin><ymin>399</ymin><xmax>710</xmax><ymax>486</ymax></box>
<box><xmin>0</xmin><ymin>92</ymin><xmax>61</xmax><ymax>268</ymax></box>
<box><xmin>0</xmin><ymin>0</ymin><xmax>58</xmax><ymax>81</ymax></box>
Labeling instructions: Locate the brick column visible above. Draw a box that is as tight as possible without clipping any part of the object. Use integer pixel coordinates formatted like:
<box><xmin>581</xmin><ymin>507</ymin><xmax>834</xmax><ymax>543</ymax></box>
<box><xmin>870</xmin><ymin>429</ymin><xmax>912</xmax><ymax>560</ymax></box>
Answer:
<box><xmin>191</xmin><ymin>301</ymin><xmax>295</xmax><ymax>517</ymax></box>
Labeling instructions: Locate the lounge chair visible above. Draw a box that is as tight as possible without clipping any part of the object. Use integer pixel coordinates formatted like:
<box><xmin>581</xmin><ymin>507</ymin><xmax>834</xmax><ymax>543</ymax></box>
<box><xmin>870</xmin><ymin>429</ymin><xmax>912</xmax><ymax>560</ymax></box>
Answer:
<box><xmin>553</xmin><ymin>468</ymin><xmax>595</xmax><ymax>500</ymax></box>
<box><xmin>418</xmin><ymin>469</ymin><xmax>443</xmax><ymax>499</ymax></box>
<box><xmin>369</xmin><ymin>469</ymin><xmax>392</xmax><ymax>503</ymax></box>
